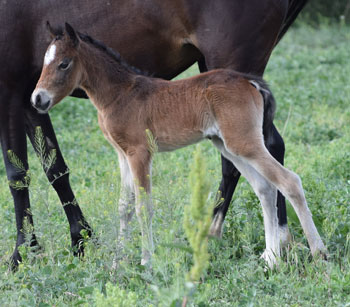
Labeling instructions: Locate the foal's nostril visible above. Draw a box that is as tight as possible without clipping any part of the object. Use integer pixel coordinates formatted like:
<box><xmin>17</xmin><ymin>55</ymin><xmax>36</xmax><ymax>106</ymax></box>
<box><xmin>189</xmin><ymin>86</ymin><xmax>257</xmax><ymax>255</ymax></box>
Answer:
<box><xmin>35</xmin><ymin>94</ymin><xmax>42</xmax><ymax>107</ymax></box>
<box><xmin>32</xmin><ymin>91</ymin><xmax>52</xmax><ymax>112</ymax></box>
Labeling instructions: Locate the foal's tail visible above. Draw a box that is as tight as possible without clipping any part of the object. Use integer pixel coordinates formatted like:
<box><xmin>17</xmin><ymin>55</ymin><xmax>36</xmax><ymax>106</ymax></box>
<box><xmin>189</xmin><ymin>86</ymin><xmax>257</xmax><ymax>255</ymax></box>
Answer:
<box><xmin>248</xmin><ymin>79</ymin><xmax>276</xmax><ymax>136</ymax></box>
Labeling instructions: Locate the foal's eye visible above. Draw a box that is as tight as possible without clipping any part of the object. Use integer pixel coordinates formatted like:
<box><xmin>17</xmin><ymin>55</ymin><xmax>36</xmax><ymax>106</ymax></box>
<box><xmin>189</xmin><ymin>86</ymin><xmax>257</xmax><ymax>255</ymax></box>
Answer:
<box><xmin>58</xmin><ymin>59</ymin><xmax>71</xmax><ymax>70</ymax></box>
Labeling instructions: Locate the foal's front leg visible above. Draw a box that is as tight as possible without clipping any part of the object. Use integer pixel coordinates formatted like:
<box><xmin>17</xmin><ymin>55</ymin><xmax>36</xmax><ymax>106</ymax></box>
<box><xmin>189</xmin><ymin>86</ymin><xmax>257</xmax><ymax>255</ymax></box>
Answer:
<box><xmin>117</xmin><ymin>154</ymin><xmax>135</xmax><ymax>241</ymax></box>
<box><xmin>113</xmin><ymin>153</ymin><xmax>136</xmax><ymax>268</ymax></box>
<box><xmin>126</xmin><ymin>148</ymin><xmax>154</xmax><ymax>266</ymax></box>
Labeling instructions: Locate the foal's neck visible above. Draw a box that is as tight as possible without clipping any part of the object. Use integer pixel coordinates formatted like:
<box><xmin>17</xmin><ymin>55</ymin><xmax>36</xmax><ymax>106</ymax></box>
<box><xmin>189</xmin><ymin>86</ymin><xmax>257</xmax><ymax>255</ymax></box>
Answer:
<box><xmin>78</xmin><ymin>41</ymin><xmax>135</xmax><ymax>112</ymax></box>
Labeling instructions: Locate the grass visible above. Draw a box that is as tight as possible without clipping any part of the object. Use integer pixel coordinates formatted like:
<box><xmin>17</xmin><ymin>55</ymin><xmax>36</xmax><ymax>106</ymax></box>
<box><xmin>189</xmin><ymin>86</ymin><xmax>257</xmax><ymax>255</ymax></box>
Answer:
<box><xmin>0</xmin><ymin>23</ymin><xmax>350</xmax><ymax>306</ymax></box>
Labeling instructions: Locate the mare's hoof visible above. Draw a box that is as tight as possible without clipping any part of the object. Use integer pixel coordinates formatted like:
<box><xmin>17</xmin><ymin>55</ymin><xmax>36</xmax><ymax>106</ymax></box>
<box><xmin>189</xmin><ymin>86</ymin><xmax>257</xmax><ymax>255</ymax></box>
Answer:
<box><xmin>9</xmin><ymin>251</ymin><xmax>22</xmax><ymax>271</ymax></box>
<box><xmin>8</xmin><ymin>238</ymin><xmax>42</xmax><ymax>271</ymax></box>
<box><xmin>71</xmin><ymin>221</ymin><xmax>95</xmax><ymax>257</ymax></box>
<box><xmin>209</xmin><ymin>213</ymin><xmax>224</xmax><ymax>238</ymax></box>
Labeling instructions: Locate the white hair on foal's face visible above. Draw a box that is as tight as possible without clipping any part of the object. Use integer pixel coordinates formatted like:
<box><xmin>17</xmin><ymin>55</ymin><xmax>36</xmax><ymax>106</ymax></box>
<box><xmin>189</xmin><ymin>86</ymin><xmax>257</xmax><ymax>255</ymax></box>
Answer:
<box><xmin>44</xmin><ymin>44</ymin><xmax>56</xmax><ymax>66</ymax></box>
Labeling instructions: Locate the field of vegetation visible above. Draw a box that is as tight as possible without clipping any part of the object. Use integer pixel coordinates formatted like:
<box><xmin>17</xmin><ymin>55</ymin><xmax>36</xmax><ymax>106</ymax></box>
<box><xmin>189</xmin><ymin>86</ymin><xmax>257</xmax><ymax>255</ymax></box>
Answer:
<box><xmin>0</xmin><ymin>23</ymin><xmax>349</xmax><ymax>306</ymax></box>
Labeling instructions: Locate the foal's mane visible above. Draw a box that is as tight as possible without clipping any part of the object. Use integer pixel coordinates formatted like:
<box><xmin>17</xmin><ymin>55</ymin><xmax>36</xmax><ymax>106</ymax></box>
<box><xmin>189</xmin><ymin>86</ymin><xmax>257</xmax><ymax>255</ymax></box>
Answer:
<box><xmin>51</xmin><ymin>25</ymin><xmax>149</xmax><ymax>76</ymax></box>
<box><xmin>77</xmin><ymin>32</ymin><xmax>150</xmax><ymax>76</ymax></box>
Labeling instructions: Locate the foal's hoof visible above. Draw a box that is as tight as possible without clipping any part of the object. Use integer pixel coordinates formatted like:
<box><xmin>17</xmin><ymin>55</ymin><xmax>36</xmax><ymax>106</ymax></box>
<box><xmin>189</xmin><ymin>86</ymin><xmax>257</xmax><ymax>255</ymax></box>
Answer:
<box><xmin>310</xmin><ymin>239</ymin><xmax>328</xmax><ymax>260</ymax></box>
<box><xmin>141</xmin><ymin>255</ymin><xmax>153</xmax><ymax>270</ymax></box>
<box><xmin>279</xmin><ymin>225</ymin><xmax>292</xmax><ymax>248</ymax></box>
<box><xmin>319</xmin><ymin>251</ymin><xmax>328</xmax><ymax>261</ymax></box>
<box><xmin>312</xmin><ymin>247</ymin><xmax>328</xmax><ymax>261</ymax></box>
<box><xmin>260</xmin><ymin>250</ymin><xmax>278</xmax><ymax>269</ymax></box>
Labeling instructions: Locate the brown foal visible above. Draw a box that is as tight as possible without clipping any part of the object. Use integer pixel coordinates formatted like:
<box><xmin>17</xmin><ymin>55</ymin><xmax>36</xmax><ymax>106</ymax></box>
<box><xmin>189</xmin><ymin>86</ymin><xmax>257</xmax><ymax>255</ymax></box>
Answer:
<box><xmin>32</xmin><ymin>23</ymin><xmax>326</xmax><ymax>268</ymax></box>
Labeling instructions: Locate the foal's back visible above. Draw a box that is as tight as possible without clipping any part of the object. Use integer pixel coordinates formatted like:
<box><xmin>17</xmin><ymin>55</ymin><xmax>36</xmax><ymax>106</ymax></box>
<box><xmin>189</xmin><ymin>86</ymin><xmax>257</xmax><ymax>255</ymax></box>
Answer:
<box><xmin>110</xmin><ymin>70</ymin><xmax>263</xmax><ymax>152</ymax></box>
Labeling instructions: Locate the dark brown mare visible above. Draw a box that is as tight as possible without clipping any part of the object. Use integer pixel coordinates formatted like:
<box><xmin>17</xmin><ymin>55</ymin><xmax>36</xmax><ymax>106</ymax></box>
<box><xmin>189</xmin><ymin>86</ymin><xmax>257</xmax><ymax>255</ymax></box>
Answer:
<box><xmin>32</xmin><ymin>23</ymin><xmax>325</xmax><ymax>267</ymax></box>
<box><xmin>0</xmin><ymin>0</ymin><xmax>307</xmax><ymax>267</ymax></box>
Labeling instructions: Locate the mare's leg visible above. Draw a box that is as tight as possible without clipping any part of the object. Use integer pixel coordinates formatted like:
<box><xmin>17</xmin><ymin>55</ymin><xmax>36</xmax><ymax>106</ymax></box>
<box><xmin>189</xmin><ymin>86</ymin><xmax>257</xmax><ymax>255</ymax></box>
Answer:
<box><xmin>117</xmin><ymin>153</ymin><xmax>135</xmax><ymax>241</ymax></box>
<box><xmin>126</xmin><ymin>148</ymin><xmax>154</xmax><ymax>266</ymax></box>
<box><xmin>24</xmin><ymin>104</ymin><xmax>92</xmax><ymax>255</ymax></box>
<box><xmin>0</xmin><ymin>88</ymin><xmax>39</xmax><ymax>268</ymax></box>
<box><xmin>209</xmin><ymin>156</ymin><xmax>240</xmax><ymax>237</ymax></box>
<box><xmin>212</xmin><ymin>138</ymin><xmax>280</xmax><ymax>267</ymax></box>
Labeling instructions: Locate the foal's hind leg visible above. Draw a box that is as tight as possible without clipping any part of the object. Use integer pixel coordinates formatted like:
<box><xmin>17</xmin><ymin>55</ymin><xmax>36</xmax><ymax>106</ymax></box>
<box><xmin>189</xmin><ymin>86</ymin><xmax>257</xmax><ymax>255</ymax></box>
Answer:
<box><xmin>245</xmin><ymin>148</ymin><xmax>326</xmax><ymax>257</ymax></box>
<box><xmin>209</xmin><ymin>126</ymin><xmax>290</xmax><ymax>246</ymax></box>
<box><xmin>212</xmin><ymin>138</ymin><xmax>280</xmax><ymax>267</ymax></box>
<box><xmin>219</xmin><ymin>120</ymin><xmax>326</xmax><ymax>258</ymax></box>
<box><xmin>264</xmin><ymin>125</ymin><xmax>291</xmax><ymax>247</ymax></box>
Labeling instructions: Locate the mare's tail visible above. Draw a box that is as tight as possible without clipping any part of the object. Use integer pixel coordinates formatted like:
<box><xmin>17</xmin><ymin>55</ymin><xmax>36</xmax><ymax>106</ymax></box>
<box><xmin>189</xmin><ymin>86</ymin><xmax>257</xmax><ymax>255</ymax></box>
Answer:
<box><xmin>276</xmin><ymin>0</ymin><xmax>309</xmax><ymax>45</ymax></box>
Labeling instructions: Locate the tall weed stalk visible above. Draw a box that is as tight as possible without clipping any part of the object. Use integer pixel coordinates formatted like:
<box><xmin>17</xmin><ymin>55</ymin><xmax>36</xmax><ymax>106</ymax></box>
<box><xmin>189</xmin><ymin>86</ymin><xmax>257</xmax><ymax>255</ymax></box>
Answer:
<box><xmin>183</xmin><ymin>146</ymin><xmax>214</xmax><ymax>305</ymax></box>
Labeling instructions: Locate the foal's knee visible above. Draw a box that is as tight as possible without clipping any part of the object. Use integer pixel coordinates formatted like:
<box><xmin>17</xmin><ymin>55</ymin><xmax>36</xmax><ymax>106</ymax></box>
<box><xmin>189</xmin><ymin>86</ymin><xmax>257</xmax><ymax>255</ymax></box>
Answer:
<box><xmin>254</xmin><ymin>179</ymin><xmax>276</xmax><ymax>205</ymax></box>
<box><xmin>119</xmin><ymin>196</ymin><xmax>135</xmax><ymax>219</ymax></box>
<box><xmin>283</xmin><ymin>172</ymin><xmax>307</xmax><ymax>207</ymax></box>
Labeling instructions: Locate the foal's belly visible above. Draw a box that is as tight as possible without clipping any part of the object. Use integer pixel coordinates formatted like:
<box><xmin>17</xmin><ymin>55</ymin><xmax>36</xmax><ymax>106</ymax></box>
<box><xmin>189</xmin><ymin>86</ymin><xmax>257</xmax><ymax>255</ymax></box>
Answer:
<box><xmin>156</xmin><ymin>130</ymin><xmax>204</xmax><ymax>152</ymax></box>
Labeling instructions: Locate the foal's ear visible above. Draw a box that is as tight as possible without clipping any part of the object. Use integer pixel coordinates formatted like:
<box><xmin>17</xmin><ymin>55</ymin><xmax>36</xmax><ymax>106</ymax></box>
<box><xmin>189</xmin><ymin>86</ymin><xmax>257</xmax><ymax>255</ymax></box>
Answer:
<box><xmin>65</xmin><ymin>22</ymin><xmax>79</xmax><ymax>47</ymax></box>
<box><xmin>46</xmin><ymin>21</ymin><xmax>62</xmax><ymax>39</ymax></box>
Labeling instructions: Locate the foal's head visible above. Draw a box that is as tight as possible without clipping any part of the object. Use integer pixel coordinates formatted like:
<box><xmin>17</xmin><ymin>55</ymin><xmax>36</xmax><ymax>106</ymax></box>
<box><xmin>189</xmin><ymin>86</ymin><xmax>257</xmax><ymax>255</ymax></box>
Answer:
<box><xmin>31</xmin><ymin>23</ymin><xmax>82</xmax><ymax>113</ymax></box>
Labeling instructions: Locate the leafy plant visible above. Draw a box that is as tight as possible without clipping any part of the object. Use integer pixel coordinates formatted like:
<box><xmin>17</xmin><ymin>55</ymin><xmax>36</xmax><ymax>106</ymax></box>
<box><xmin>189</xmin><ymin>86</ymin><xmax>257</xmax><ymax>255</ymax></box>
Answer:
<box><xmin>7</xmin><ymin>150</ymin><xmax>30</xmax><ymax>190</ymax></box>
<box><xmin>182</xmin><ymin>146</ymin><xmax>214</xmax><ymax>305</ymax></box>
<box><xmin>93</xmin><ymin>282</ymin><xmax>138</xmax><ymax>307</ymax></box>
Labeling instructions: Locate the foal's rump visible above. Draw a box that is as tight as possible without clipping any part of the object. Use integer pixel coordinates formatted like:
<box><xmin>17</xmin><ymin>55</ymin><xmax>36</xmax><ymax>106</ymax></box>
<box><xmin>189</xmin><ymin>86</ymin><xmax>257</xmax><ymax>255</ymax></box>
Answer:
<box><xmin>145</xmin><ymin>69</ymin><xmax>272</xmax><ymax>153</ymax></box>
<box><xmin>207</xmin><ymin>83</ymin><xmax>265</xmax><ymax>156</ymax></box>
<box><xmin>203</xmin><ymin>70</ymin><xmax>276</xmax><ymax>141</ymax></box>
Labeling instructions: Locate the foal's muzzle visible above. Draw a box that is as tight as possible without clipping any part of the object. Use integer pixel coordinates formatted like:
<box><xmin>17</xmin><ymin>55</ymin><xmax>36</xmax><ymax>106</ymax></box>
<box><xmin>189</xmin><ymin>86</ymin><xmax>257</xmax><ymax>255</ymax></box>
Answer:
<box><xmin>31</xmin><ymin>90</ymin><xmax>52</xmax><ymax>114</ymax></box>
